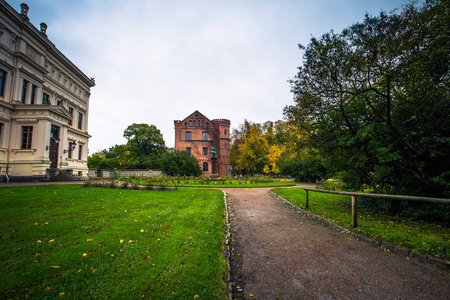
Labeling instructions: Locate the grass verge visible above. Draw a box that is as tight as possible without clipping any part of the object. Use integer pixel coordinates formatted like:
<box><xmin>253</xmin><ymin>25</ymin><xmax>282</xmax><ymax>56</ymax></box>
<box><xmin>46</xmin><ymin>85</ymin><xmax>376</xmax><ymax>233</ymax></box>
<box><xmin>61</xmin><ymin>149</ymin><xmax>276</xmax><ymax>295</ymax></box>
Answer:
<box><xmin>272</xmin><ymin>188</ymin><xmax>449</xmax><ymax>260</ymax></box>
<box><xmin>0</xmin><ymin>185</ymin><xmax>227</xmax><ymax>299</ymax></box>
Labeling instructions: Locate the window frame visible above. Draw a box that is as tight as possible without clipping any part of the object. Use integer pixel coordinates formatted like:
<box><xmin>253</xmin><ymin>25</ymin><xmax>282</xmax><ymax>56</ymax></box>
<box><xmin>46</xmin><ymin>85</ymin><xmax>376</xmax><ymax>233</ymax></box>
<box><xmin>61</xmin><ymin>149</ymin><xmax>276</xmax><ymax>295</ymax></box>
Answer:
<box><xmin>185</xmin><ymin>131</ymin><xmax>191</xmax><ymax>140</ymax></box>
<box><xmin>68</xmin><ymin>107</ymin><xmax>74</xmax><ymax>126</ymax></box>
<box><xmin>202</xmin><ymin>132</ymin><xmax>208</xmax><ymax>140</ymax></box>
<box><xmin>78</xmin><ymin>144</ymin><xmax>83</xmax><ymax>160</ymax></box>
<box><xmin>42</xmin><ymin>92</ymin><xmax>50</xmax><ymax>104</ymax></box>
<box><xmin>186</xmin><ymin>147</ymin><xmax>191</xmax><ymax>155</ymax></box>
<box><xmin>21</xmin><ymin>126</ymin><xmax>33</xmax><ymax>149</ymax></box>
<box><xmin>78</xmin><ymin>112</ymin><xmax>83</xmax><ymax>130</ymax></box>
<box><xmin>202</xmin><ymin>147</ymin><xmax>208</xmax><ymax>156</ymax></box>
<box><xmin>203</xmin><ymin>162</ymin><xmax>208</xmax><ymax>172</ymax></box>
<box><xmin>0</xmin><ymin>69</ymin><xmax>6</xmax><ymax>97</ymax></box>
<box><xmin>21</xmin><ymin>79</ymin><xmax>28</xmax><ymax>103</ymax></box>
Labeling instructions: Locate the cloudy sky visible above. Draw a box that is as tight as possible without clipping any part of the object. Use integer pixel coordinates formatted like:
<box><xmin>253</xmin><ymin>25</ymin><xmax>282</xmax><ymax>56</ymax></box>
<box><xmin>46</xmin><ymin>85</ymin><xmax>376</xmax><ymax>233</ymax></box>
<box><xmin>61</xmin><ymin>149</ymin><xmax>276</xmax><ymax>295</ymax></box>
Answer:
<box><xmin>7</xmin><ymin>0</ymin><xmax>416</xmax><ymax>152</ymax></box>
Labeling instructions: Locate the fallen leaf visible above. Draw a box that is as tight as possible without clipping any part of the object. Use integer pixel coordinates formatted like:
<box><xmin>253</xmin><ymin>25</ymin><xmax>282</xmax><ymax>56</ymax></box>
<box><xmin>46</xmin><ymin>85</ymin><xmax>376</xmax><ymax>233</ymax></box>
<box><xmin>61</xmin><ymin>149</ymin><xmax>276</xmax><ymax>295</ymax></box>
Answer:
<box><xmin>50</xmin><ymin>265</ymin><xmax>61</xmax><ymax>268</ymax></box>
<box><xmin>45</xmin><ymin>286</ymin><xmax>52</xmax><ymax>291</ymax></box>
<box><xmin>59</xmin><ymin>292</ymin><xmax>64</xmax><ymax>297</ymax></box>
<box><xmin>140</xmin><ymin>229</ymin><xmax>144</xmax><ymax>232</ymax></box>
<box><xmin>87</xmin><ymin>239</ymin><xmax>93</xmax><ymax>242</ymax></box>
<box><xmin>82</xmin><ymin>253</ymin><xmax>87</xmax><ymax>258</ymax></box>
<box><xmin>129</xmin><ymin>240</ymin><xmax>133</xmax><ymax>243</ymax></box>
<box><xmin>120</xmin><ymin>239</ymin><xmax>124</xmax><ymax>243</ymax></box>
<box><xmin>49</xmin><ymin>239</ymin><xmax>55</xmax><ymax>243</ymax></box>
<box><xmin>37</xmin><ymin>240</ymin><xmax>42</xmax><ymax>243</ymax></box>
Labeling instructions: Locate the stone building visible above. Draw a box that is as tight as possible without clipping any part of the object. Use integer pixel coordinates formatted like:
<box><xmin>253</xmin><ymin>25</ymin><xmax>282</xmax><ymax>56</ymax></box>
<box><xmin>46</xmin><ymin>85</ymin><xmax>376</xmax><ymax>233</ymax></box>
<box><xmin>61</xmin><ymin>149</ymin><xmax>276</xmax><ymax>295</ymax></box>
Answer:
<box><xmin>0</xmin><ymin>2</ymin><xmax>95</xmax><ymax>181</ymax></box>
<box><xmin>174</xmin><ymin>111</ymin><xmax>230</xmax><ymax>176</ymax></box>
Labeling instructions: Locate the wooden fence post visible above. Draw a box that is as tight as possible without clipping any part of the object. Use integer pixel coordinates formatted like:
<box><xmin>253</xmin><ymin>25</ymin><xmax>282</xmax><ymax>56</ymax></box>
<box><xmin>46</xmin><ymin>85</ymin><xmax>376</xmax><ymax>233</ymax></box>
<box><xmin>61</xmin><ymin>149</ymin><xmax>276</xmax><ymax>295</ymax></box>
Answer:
<box><xmin>352</xmin><ymin>195</ymin><xmax>357</xmax><ymax>228</ymax></box>
<box><xmin>305</xmin><ymin>190</ymin><xmax>309</xmax><ymax>208</ymax></box>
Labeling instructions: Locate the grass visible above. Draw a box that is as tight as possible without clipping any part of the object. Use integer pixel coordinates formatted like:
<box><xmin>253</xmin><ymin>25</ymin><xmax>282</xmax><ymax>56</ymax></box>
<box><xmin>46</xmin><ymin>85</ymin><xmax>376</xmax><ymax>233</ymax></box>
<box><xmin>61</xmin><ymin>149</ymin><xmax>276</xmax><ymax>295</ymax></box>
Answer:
<box><xmin>272</xmin><ymin>188</ymin><xmax>450</xmax><ymax>260</ymax></box>
<box><xmin>0</xmin><ymin>185</ymin><xmax>227</xmax><ymax>299</ymax></box>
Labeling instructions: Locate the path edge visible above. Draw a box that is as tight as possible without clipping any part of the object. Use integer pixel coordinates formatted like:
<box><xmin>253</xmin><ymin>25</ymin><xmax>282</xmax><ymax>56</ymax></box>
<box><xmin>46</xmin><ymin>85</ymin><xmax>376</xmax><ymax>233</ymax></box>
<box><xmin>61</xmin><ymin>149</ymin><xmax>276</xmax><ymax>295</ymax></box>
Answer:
<box><xmin>272</xmin><ymin>192</ymin><xmax>450</xmax><ymax>271</ymax></box>
<box><xmin>222</xmin><ymin>191</ymin><xmax>233</xmax><ymax>300</ymax></box>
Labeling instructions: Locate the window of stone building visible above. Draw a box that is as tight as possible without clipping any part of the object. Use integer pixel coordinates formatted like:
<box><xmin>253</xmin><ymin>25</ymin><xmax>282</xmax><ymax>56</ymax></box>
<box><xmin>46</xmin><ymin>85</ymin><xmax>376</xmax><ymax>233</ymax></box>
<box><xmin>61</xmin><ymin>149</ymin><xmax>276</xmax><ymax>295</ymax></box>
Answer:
<box><xmin>185</xmin><ymin>122</ymin><xmax>187</xmax><ymax>128</ymax></box>
<box><xmin>202</xmin><ymin>120</ymin><xmax>204</xmax><ymax>127</ymax></box>
<box><xmin>21</xmin><ymin>79</ymin><xmax>28</xmax><ymax>103</ymax></box>
<box><xmin>186</xmin><ymin>131</ymin><xmax>191</xmax><ymax>140</ymax></box>
<box><xmin>68</xmin><ymin>142</ymin><xmax>73</xmax><ymax>159</ymax></box>
<box><xmin>21</xmin><ymin>126</ymin><xmax>33</xmax><ymax>149</ymax></box>
<box><xmin>203</xmin><ymin>147</ymin><xmax>208</xmax><ymax>155</ymax></box>
<box><xmin>224</xmin><ymin>129</ymin><xmax>227</xmax><ymax>135</ymax></box>
<box><xmin>78</xmin><ymin>112</ymin><xmax>83</xmax><ymax>130</ymax></box>
<box><xmin>203</xmin><ymin>162</ymin><xmax>208</xmax><ymax>172</ymax></box>
<box><xmin>30</xmin><ymin>84</ymin><xmax>37</xmax><ymax>104</ymax></box>
<box><xmin>68</xmin><ymin>107</ymin><xmax>74</xmax><ymax>126</ymax></box>
<box><xmin>186</xmin><ymin>147</ymin><xmax>191</xmax><ymax>155</ymax></box>
<box><xmin>0</xmin><ymin>70</ymin><xmax>6</xmax><ymax>97</ymax></box>
<box><xmin>189</xmin><ymin>120</ymin><xmax>192</xmax><ymax>127</ymax></box>
<box><xmin>202</xmin><ymin>132</ymin><xmax>208</xmax><ymax>140</ymax></box>
<box><xmin>0</xmin><ymin>123</ymin><xmax>3</xmax><ymax>145</ymax></box>
<box><xmin>79</xmin><ymin>145</ymin><xmax>83</xmax><ymax>160</ymax></box>
<box><xmin>57</xmin><ymin>99</ymin><xmax>62</xmax><ymax>106</ymax></box>
<box><xmin>42</xmin><ymin>93</ymin><xmax>50</xmax><ymax>104</ymax></box>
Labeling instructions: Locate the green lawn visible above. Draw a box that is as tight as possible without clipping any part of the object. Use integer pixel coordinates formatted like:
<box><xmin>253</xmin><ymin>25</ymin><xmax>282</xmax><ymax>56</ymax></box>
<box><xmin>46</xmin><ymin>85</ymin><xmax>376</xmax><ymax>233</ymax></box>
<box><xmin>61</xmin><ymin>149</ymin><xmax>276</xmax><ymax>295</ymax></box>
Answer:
<box><xmin>272</xmin><ymin>188</ymin><xmax>450</xmax><ymax>260</ymax></box>
<box><xmin>0</xmin><ymin>185</ymin><xmax>227</xmax><ymax>299</ymax></box>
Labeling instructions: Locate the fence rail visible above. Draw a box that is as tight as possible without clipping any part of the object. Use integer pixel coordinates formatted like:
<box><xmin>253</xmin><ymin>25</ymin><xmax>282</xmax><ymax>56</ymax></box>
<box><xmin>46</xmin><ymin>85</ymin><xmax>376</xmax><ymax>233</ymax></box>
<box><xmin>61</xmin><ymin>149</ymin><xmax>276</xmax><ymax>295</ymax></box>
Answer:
<box><xmin>303</xmin><ymin>188</ymin><xmax>450</xmax><ymax>227</ymax></box>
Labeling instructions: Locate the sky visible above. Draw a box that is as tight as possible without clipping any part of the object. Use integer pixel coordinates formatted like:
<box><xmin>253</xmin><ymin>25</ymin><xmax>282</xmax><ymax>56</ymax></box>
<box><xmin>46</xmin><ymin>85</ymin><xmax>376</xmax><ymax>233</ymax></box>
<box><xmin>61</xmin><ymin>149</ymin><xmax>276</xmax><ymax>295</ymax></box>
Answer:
<box><xmin>6</xmin><ymin>0</ymin><xmax>417</xmax><ymax>153</ymax></box>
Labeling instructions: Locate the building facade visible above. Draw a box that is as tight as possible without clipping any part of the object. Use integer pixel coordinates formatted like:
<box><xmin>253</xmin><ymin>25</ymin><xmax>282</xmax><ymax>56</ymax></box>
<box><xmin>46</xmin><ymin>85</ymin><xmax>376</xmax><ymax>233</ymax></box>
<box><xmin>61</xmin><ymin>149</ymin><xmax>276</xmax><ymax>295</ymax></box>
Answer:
<box><xmin>174</xmin><ymin>111</ymin><xmax>230</xmax><ymax>176</ymax></box>
<box><xmin>0</xmin><ymin>2</ymin><xmax>95</xmax><ymax>181</ymax></box>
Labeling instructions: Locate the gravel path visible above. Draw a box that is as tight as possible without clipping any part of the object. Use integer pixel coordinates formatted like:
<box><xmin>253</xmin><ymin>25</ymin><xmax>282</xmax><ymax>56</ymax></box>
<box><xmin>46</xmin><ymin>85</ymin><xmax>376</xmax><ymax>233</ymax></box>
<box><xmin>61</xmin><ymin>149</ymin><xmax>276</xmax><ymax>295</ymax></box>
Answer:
<box><xmin>224</xmin><ymin>186</ymin><xmax>449</xmax><ymax>299</ymax></box>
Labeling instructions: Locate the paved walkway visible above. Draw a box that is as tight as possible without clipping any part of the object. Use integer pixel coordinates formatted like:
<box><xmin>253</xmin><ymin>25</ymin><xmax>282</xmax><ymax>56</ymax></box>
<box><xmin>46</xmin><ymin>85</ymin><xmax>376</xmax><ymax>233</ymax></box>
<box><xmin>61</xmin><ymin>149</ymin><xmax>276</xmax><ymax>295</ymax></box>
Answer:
<box><xmin>224</xmin><ymin>187</ymin><xmax>449</xmax><ymax>299</ymax></box>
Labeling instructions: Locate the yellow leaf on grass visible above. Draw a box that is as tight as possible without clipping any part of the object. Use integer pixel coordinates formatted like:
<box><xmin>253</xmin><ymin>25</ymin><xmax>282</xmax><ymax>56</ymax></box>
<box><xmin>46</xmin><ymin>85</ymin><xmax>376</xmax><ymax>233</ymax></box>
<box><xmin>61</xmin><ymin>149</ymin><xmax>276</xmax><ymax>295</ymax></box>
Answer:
<box><xmin>49</xmin><ymin>239</ymin><xmax>55</xmax><ymax>243</ymax></box>
<box><xmin>45</xmin><ymin>286</ymin><xmax>52</xmax><ymax>291</ymax></box>
<box><xmin>87</xmin><ymin>239</ymin><xmax>93</xmax><ymax>242</ymax></box>
<box><xmin>59</xmin><ymin>292</ymin><xmax>64</xmax><ymax>297</ymax></box>
<box><xmin>50</xmin><ymin>265</ymin><xmax>60</xmax><ymax>268</ymax></box>
<box><xmin>77</xmin><ymin>269</ymin><xmax>81</xmax><ymax>273</ymax></box>
<box><xmin>82</xmin><ymin>253</ymin><xmax>87</xmax><ymax>258</ymax></box>
<box><xmin>120</xmin><ymin>239</ymin><xmax>124</xmax><ymax>243</ymax></box>
<box><xmin>37</xmin><ymin>240</ymin><xmax>42</xmax><ymax>243</ymax></box>
<box><xmin>129</xmin><ymin>240</ymin><xmax>133</xmax><ymax>243</ymax></box>
<box><xmin>140</xmin><ymin>229</ymin><xmax>144</xmax><ymax>232</ymax></box>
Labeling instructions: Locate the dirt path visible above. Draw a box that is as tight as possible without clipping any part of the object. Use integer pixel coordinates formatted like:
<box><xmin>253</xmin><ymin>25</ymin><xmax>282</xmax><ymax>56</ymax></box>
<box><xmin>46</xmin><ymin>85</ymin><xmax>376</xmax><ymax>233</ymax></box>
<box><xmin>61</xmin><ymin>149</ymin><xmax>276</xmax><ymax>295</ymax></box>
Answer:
<box><xmin>224</xmin><ymin>187</ymin><xmax>449</xmax><ymax>299</ymax></box>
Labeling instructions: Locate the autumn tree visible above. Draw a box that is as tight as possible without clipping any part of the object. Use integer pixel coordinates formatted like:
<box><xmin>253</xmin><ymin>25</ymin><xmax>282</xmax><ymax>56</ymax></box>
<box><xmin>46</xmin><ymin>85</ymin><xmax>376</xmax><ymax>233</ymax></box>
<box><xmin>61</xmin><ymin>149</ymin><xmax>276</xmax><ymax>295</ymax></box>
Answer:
<box><xmin>285</xmin><ymin>0</ymin><xmax>449</xmax><ymax>196</ymax></box>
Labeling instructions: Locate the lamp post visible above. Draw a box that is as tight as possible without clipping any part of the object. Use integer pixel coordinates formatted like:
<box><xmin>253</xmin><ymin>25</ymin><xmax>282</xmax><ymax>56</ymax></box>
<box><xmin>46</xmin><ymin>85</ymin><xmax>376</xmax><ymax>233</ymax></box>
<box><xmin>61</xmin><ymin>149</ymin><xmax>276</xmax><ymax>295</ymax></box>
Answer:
<box><xmin>98</xmin><ymin>155</ymin><xmax>103</xmax><ymax>177</ymax></box>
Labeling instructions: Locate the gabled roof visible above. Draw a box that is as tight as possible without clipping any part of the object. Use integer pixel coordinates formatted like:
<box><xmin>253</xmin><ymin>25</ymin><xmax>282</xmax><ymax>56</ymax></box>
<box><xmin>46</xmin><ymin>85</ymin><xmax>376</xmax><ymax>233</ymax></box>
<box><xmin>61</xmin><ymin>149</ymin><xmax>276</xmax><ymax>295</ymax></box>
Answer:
<box><xmin>179</xmin><ymin>110</ymin><xmax>212</xmax><ymax>123</ymax></box>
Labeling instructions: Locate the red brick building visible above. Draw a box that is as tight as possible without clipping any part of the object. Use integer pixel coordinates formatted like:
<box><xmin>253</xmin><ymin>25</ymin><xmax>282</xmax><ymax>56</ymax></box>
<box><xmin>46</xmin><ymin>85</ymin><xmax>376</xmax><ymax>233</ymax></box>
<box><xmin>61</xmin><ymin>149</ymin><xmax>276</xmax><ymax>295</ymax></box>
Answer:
<box><xmin>174</xmin><ymin>111</ymin><xmax>230</xmax><ymax>176</ymax></box>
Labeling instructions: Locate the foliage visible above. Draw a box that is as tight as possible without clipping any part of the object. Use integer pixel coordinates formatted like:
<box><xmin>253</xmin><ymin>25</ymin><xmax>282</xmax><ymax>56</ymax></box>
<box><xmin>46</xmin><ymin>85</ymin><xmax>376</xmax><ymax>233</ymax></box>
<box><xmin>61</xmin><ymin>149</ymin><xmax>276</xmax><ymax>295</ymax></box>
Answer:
<box><xmin>280</xmin><ymin>156</ymin><xmax>327</xmax><ymax>182</ymax></box>
<box><xmin>272</xmin><ymin>188</ymin><xmax>450</xmax><ymax>259</ymax></box>
<box><xmin>0</xmin><ymin>185</ymin><xmax>227</xmax><ymax>299</ymax></box>
<box><xmin>160</xmin><ymin>149</ymin><xmax>203</xmax><ymax>177</ymax></box>
<box><xmin>88</xmin><ymin>124</ymin><xmax>167</xmax><ymax>170</ymax></box>
<box><xmin>284</xmin><ymin>0</ymin><xmax>450</xmax><ymax>197</ymax></box>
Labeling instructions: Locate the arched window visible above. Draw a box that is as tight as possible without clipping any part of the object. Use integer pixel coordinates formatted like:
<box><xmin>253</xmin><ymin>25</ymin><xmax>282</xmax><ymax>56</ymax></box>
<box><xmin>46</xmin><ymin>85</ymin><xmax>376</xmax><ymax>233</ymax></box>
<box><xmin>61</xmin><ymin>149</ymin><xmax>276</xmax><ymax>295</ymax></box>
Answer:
<box><xmin>203</xmin><ymin>162</ymin><xmax>208</xmax><ymax>172</ymax></box>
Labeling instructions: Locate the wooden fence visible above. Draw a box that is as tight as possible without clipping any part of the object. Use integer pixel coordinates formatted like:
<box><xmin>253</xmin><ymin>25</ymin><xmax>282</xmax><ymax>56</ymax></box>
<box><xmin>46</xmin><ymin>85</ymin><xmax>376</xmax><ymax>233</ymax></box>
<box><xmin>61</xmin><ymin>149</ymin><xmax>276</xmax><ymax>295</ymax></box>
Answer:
<box><xmin>303</xmin><ymin>188</ymin><xmax>450</xmax><ymax>228</ymax></box>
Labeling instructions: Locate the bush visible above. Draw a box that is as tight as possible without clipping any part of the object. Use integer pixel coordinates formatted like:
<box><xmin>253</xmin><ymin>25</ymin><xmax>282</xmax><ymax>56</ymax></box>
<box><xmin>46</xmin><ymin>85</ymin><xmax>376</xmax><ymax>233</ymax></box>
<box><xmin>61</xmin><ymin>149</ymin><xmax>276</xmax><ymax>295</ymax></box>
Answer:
<box><xmin>160</xmin><ymin>150</ymin><xmax>202</xmax><ymax>177</ymax></box>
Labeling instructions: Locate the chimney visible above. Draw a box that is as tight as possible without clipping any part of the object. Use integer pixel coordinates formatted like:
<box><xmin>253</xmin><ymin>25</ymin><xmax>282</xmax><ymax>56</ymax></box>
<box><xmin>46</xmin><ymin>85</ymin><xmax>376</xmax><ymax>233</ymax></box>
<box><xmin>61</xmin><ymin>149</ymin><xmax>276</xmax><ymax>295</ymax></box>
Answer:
<box><xmin>20</xmin><ymin>3</ymin><xmax>29</xmax><ymax>20</ymax></box>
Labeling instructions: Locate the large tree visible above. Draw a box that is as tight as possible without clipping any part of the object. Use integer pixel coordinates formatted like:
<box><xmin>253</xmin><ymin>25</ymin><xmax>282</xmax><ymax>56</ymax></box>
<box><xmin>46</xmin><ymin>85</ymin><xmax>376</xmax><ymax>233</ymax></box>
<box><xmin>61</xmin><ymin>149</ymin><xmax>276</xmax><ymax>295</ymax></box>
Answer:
<box><xmin>285</xmin><ymin>0</ymin><xmax>449</xmax><ymax>196</ymax></box>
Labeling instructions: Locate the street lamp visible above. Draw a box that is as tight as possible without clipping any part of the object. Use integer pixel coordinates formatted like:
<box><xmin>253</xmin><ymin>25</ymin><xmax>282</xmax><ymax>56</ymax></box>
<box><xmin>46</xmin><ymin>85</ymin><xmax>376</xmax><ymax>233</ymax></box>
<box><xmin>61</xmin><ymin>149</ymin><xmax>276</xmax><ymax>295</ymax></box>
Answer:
<box><xmin>98</xmin><ymin>155</ymin><xmax>103</xmax><ymax>177</ymax></box>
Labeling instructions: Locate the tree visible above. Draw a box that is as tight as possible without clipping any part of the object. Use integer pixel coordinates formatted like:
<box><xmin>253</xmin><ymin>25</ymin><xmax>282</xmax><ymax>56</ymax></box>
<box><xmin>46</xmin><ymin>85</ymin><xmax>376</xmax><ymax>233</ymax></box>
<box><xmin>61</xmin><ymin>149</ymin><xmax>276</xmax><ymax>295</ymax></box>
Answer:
<box><xmin>285</xmin><ymin>0</ymin><xmax>449</xmax><ymax>196</ymax></box>
<box><xmin>123</xmin><ymin>123</ymin><xmax>166</xmax><ymax>155</ymax></box>
<box><xmin>160</xmin><ymin>149</ymin><xmax>202</xmax><ymax>176</ymax></box>
<box><xmin>123</xmin><ymin>123</ymin><xmax>166</xmax><ymax>169</ymax></box>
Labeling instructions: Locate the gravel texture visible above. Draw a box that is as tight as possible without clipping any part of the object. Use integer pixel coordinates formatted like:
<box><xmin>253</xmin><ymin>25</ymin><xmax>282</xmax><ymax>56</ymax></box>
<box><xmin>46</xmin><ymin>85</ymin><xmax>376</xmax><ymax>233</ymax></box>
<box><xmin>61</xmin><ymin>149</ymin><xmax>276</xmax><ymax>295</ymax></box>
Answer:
<box><xmin>224</xmin><ymin>186</ymin><xmax>450</xmax><ymax>300</ymax></box>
